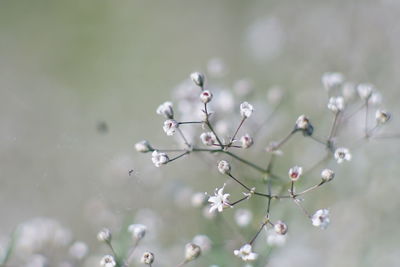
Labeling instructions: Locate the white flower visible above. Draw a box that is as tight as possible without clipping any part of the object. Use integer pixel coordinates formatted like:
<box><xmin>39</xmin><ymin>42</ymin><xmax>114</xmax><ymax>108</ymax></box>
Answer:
<box><xmin>334</xmin><ymin>147</ymin><xmax>352</xmax><ymax>164</ymax></box>
<box><xmin>311</xmin><ymin>209</ymin><xmax>330</xmax><ymax>229</ymax></box>
<box><xmin>200</xmin><ymin>90</ymin><xmax>213</xmax><ymax>103</ymax></box>
<box><xmin>100</xmin><ymin>255</ymin><xmax>116</xmax><ymax>267</ymax></box>
<box><xmin>163</xmin><ymin>119</ymin><xmax>178</xmax><ymax>136</ymax></box>
<box><xmin>322</xmin><ymin>72</ymin><xmax>344</xmax><ymax>90</ymax></box>
<box><xmin>97</xmin><ymin>228</ymin><xmax>112</xmax><ymax>243</ymax></box>
<box><xmin>191</xmin><ymin>192</ymin><xmax>207</xmax><ymax>207</ymax></box>
<box><xmin>141</xmin><ymin>251</ymin><xmax>155</xmax><ymax>265</ymax></box>
<box><xmin>288</xmin><ymin>166</ymin><xmax>303</xmax><ymax>181</ymax></box>
<box><xmin>200</xmin><ymin>132</ymin><xmax>217</xmax><ymax>146</ymax></box>
<box><xmin>274</xmin><ymin>221</ymin><xmax>288</xmax><ymax>235</ymax></box>
<box><xmin>369</xmin><ymin>91</ymin><xmax>382</xmax><ymax>105</ymax></box>
<box><xmin>321</xmin><ymin>168</ymin><xmax>335</xmax><ymax>182</ymax></box>
<box><xmin>240</xmin><ymin>102</ymin><xmax>254</xmax><ymax>118</ymax></box>
<box><xmin>151</xmin><ymin>151</ymin><xmax>169</xmax><ymax>167</ymax></box>
<box><xmin>128</xmin><ymin>224</ymin><xmax>147</xmax><ymax>240</ymax></box>
<box><xmin>266</xmin><ymin>228</ymin><xmax>287</xmax><ymax>246</ymax></box>
<box><xmin>240</xmin><ymin>134</ymin><xmax>254</xmax><ymax>149</ymax></box>
<box><xmin>156</xmin><ymin>101</ymin><xmax>174</xmax><ymax>119</ymax></box>
<box><xmin>235</xmin><ymin>209</ymin><xmax>253</xmax><ymax>227</ymax></box>
<box><xmin>376</xmin><ymin>109</ymin><xmax>391</xmax><ymax>124</ymax></box>
<box><xmin>357</xmin><ymin>83</ymin><xmax>374</xmax><ymax>100</ymax></box>
<box><xmin>208</xmin><ymin>184</ymin><xmax>231</xmax><ymax>213</ymax></box>
<box><xmin>234</xmin><ymin>244</ymin><xmax>258</xmax><ymax>261</ymax></box>
<box><xmin>217</xmin><ymin>160</ymin><xmax>231</xmax><ymax>175</ymax></box>
<box><xmin>69</xmin><ymin>241</ymin><xmax>89</xmax><ymax>260</ymax></box>
<box><xmin>190</xmin><ymin>72</ymin><xmax>205</xmax><ymax>87</ymax></box>
<box><xmin>327</xmin><ymin>96</ymin><xmax>345</xmax><ymax>113</ymax></box>
<box><xmin>295</xmin><ymin>115</ymin><xmax>313</xmax><ymax>135</ymax></box>
<box><xmin>135</xmin><ymin>140</ymin><xmax>152</xmax><ymax>153</ymax></box>
<box><xmin>185</xmin><ymin>243</ymin><xmax>201</xmax><ymax>261</ymax></box>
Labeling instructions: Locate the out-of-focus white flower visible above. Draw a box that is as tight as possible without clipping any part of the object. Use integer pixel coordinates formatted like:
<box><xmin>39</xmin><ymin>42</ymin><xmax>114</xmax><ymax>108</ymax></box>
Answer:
<box><xmin>322</xmin><ymin>72</ymin><xmax>344</xmax><ymax>90</ymax></box>
<box><xmin>97</xmin><ymin>228</ymin><xmax>112</xmax><ymax>243</ymax></box>
<box><xmin>217</xmin><ymin>160</ymin><xmax>231</xmax><ymax>175</ymax></box>
<box><xmin>190</xmin><ymin>72</ymin><xmax>205</xmax><ymax>87</ymax></box>
<box><xmin>207</xmin><ymin>58</ymin><xmax>227</xmax><ymax>77</ymax></box>
<box><xmin>208</xmin><ymin>184</ymin><xmax>231</xmax><ymax>213</ymax></box>
<box><xmin>376</xmin><ymin>109</ymin><xmax>391</xmax><ymax>124</ymax></box>
<box><xmin>163</xmin><ymin>119</ymin><xmax>178</xmax><ymax>136</ymax></box>
<box><xmin>69</xmin><ymin>241</ymin><xmax>88</xmax><ymax>260</ymax></box>
<box><xmin>311</xmin><ymin>209</ymin><xmax>330</xmax><ymax>229</ymax></box>
<box><xmin>267</xmin><ymin>86</ymin><xmax>284</xmax><ymax>104</ymax></box>
<box><xmin>200</xmin><ymin>90</ymin><xmax>213</xmax><ymax>104</ymax></box>
<box><xmin>274</xmin><ymin>221</ymin><xmax>288</xmax><ymax>235</ymax></box>
<box><xmin>100</xmin><ymin>255</ymin><xmax>116</xmax><ymax>267</ymax></box>
<box><xmin>321</xmin><ymin>169</ymin><xmax>335</xmax><ymax>182</ymax></box>
<box><xmin>240</xmin><ymin>102</ymin><xmax>254</xmax><ymax>118</ymax></box>
<box><xmin>288</xmin><ymin>166</ymin><xmax>303</xmax><ymax>181</ymax></box>
<box><xmin>135</xmin><ymin>140</ymin><xmax>152</xmax><ymax>153</ymax></box>
<box><xmin>151</xmin><ymin>151</ymin><xmax>169</xmax><ymax>167</ymax></box>
<box><xmin>191</xmin><ymin>192</ymin><xmax>207</xmax><ymax>207</ymax></box>
<box><xmin>192</xmin><ymin>235</ymin><xmax>212</xmax><ymax>252</ymax></box>
<box><xmin>234</xmin><ymin>79</ymin><xmax>253</xmax><ymax>97</ymax></box>
<box><xmin>185</xmin><ymin>243</ymin><xmax>201</xmax><ymax>261</ymax></box>
<box><xmin>266</xmin><ymin>228</ymin><xmax>287</xmax><ymax>246</ymax></box>
<box><xmin>156</xmin><ymin>101</ymin><xmax>174</xmax><ymax>119</ymax></box>
<box><xmin>357</xmin><ymin>83</ymin><xmax>374</xmax><ymax>100</ymax></box>
<box><xmin>200</xmin><ymin>132</ymin><xmax>217</xmax><ymax>146</ymax></box>
<box><xmin>26</xmin><ymin>254</ymin><xmax>49</xmax><ymax>267</ymax></box>
<box><xmin>342</xmin><ymin>82</ymin><xmax>356</xmax><ymax>101</ymax></box>
<box><xmin>369</xmin><ymin>91</ymin><xmax>382</xmax><ymax>105</ymax></box>
<box><xmin>128</xmin><ymin>224</ymin><xmax>147</xmax><ymax>240</ymax></box>
<box><xmin>334</xmin><ymin>147</ymin><xmax>352</xmax><ymax>164</ymax></box>
<box><xmin>234</xmin><ymin>209</ymin><xmax>253</xmax><ymax>227</ymax></box>
<box><xmin>141</xmin><ymin>251</ymin><xmax>155</xmax><ymax>265</ymax></box>
<box><xmin>240</xmin><ymin>134</ymin><xmax>254</xmax><ymax>149</ymax></box>
<box><xmin>327</xmin><ymin>96</ymin><xmax>345</xmax><ymax>113</ymax></box>
<box><xmin>234</xmin><ymin>244</ymin><xmax>258</xmax><ymax>261</ymax></box>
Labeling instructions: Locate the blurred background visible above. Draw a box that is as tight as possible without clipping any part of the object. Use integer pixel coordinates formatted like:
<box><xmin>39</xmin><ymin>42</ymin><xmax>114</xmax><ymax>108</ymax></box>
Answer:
<box><xmin>1</xmin><ymin>0</ymin><xmax>400</xmax><ymax>266</ymax></box>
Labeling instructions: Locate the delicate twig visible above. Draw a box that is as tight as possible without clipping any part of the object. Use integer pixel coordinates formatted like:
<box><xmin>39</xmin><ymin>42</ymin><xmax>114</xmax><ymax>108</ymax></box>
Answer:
<box><xmin>295</xmin><ymin>181</ymin><xmax>326</xmax><ymax>196</ymax></box>
<box><xmin>228</xmin><ymin>117</ymin><xmax>246</xmax><ymax>147</ymax></box>
<box><xmin>169</xmin><ymin>151</ymin><xmax>190</xmax><ymax>163</ymax></box>
<box><xmin>249</xmin><ymin>222</ymin><xmax>267</xmax><ymax>245</ymax></box>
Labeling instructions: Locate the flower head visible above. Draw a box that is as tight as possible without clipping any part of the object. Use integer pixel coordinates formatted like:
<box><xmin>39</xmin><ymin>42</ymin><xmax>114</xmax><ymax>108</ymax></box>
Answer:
<box><xmin>151</xmin><ymin>151</ymin><xmax>169</xmax><ymax>167</ymax></box>
<box><xmin>288</xmin><ymin>166</ymin><xmax>303</xmax><ymax>181</ymax></box>
<box><xmin>240</xmin><ymin>102</ymin><xmax>254</xmax><ymax>118</ymax></box>
<box><xmin>357</xmin><ymin>83</ymin><xmax>374</xmax><ymax>100</ymax></box>
<box><xmin>295</xmin><ymin>115</ymin><xmax>313</xmax><ymax>135</ymax></box>
<box><xmin>200</xmin><ymin>90</ymin><xmax>213</xmax><ymax>104</ymax></box>
<box><xmin>321</xmin><ymin>168</ymin><xmax>335</xmax><ymax>182</ymax></box>
<box><xmin>190</xmin><ymin>72</ymin><xmax>205</xmax><ymax>87</ymax></box>
<box><xmin>234</xmin><ymin>244</ymin><xmax>258</xmax><ymax>261</ymax></box>
<box><xmin>240</xmin><ymin>134</ymin><xmax>254</xmax><ymax>149</ymax></box>
<box><xmin>274</xmin><ymin>220</ymin><xmax>288</xmax><ymax>235</ymax></box>
<box><xmin>311</xmin><ymin>209</ymin><xmax>330</xmax><ymax>229</ymax></box>
<box><xmin>156</xmin><ymin>101</ymin><xmax>174</xmax><ymax>119</ymax></box>
<box><xmin>163</xmin><ymin>119</ymin><xmax>178</xmax><ymax>136</ymax></box>
<box><xmin>217</xmin><ymin>160</ymin><xmax>231</xmax><ymax>175</ymax></box>
<box><xmin>128</xmin><ymin>224</ymin><xmax>147</xmax><ymax>240</ymax></box>
<box><xmin>376</xmin><ymin>109</ymin><xmax>391</xmax><ymax>124</ymax></box>
<box><xmin>234</xmin><ymin>209</ymin><xmax>253</xmax><ymax>227</ymax></box>
<box><xmin>322</xmin><ymin>72</ymin><xmax>344</xmax><ymax>90</ymax></box>
<box><xmin>327</xmin><ymin>96</ymin><xmax>345</xmax><ymax>113</ymax></box>
<box><xmin>334</xmin><ymin>147</ymin><xmax>352</xmax><ymax>164</ymax></box>
<box><xmin>141</xmin><ymin>251</ymin><xmax>155</xmax><ymax>265</ymax></box>
<box><xmin>100</xmin><ymin>255</ymin><xmax>116</xmax><ymax>267</ymax></box>
<box><xmin>97</xmin><ymin>228</ymin><xmax>112</xmax><ymax>243</ymax></box>
<box><xmin>208</xmin><ymin>184</ymin><xmax>231</xmax><ymax>213</ymax></box>
<box><xmin>200</xmin><ymin>132</ymin><xmax>217</xmax><ymax>146</ymax></box>
<box><xmin>135</xmin><ymin>140</ymin><xmax>152</xmax><ymax>153</ymax></box>
<box><xmin>185</xmin><ymin>243</ymin><xmax>201</xmax><ymax>261</ymax></box>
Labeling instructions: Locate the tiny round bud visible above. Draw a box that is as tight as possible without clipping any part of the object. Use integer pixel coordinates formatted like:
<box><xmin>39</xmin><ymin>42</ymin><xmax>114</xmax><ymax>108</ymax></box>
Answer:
<box><xmin>97</xmin><ymin>228</ymin><xmax>112</xmax><ymax>243</ymax></box>
<box><xmin>100</xmin><ymin>255</ymin><xmax>116</xmax><ymax>267</ymax></box>
<box><xmin>151</xmin><ymin>151</ymin><xmax>169</xmax><ymax>167</ymax></box>
<box><xmin>321</xmin><ymin>168</ymin><xmax>335</xmax><ymax>182</ymax></box>
<box><xmin>240</xmin><ymin>102</ymin><xmax>254</xmax><ymax>118</ymax></box>
<box><xmin>217</xmin><ymin>160</ymin><xmax>231</xmax><ymax>174</ymax></box>
<box><xmin>156</xmin><ymin>101</ymin><xmax>174</xmax><ymax>119</ymax></box>
<box><xmin>334</xmin><ymin>147</ymin><xmax>352</xmax><ymax>164</ymax></box>
<box><xmin>141</xmin><ymin>252</ymin><xmax>155</xmax><ymax>265</ymax></box>
<box><xmin>311</xmin><ymin>209</ymin><xmax>330</xmax><ymax>229</ymax></box>
<box><xmin>274</xmin><ymin>221</ymin><xmax>288</xmax><ymax>235</ymax></box>
<box><xmin>185</xmin><ymin>243</ymin><xmax>201</xmax><ymax>261</ymax></box>
<box><xmin>200</xmin><ymin>90</ymin><xmax>213</xmax><ymax>104</ymax></box>
<box><xmin>375</xmin><ymin>109</ymin><xmax>391</xmax><ymax>124</ymax></box>
<box><xmin>200</xmin><ymin>132</ymin><xmax>217</xmax><ymax>146</ymax></box>
<box><xmin>240</xmin><ymin>134</ymin><xmax>254</xmax><ymax>149</ymax></box>
<box><xmin>135</xmin><ymin>140</ymin><xmax>152</xmax><ymax>153</ymax></box>
<box><xmin>163</xmin><ymin>119</ymin><xmax>179</xmax><ymax>136</ymax></box>
<box><xmin>288</xmin><ymin>166</ymin><xmax>303</xmax><ymax>181</ymax></box>
<box><xmin>190</xmin><ymin>72</ymin><xmax>205</xmax><ymax>87</ymax></box>
<box><xmin>327</xmin><ymin>96</ymin><xmax>345</xmax><ymax>113</ymax></box>
<box><xmin>128</xmin><ymin>224</ymin><xmax>147</xmax><ymax>240</ymax></box>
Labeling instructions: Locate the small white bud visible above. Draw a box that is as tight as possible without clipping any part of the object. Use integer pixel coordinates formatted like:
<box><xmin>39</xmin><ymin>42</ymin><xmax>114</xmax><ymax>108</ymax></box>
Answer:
<box><xmin>217</xmin><ymin>160</ymin><xmax>231</xmax><ymax>174</ymax></box>
<box><xmin>100</xmin><ymin>255</ymin><xmax>116</xmax><ymax>267</ymax></box>
<box><xmin>295</xmin><ymin>115</ymin><xmax>313</xmax><ymax>135</ymax></box>
<box><xmin>240</xmin><ymin>102</ymin><xmax>254</xmax><ymax>118</ymax></box>
<box><xmin>185</xmin><ymin>243</ymin><xmax>201</xmax><ymax>261</ymax></box>
<box><xmin>156</xmin><ymin>101</ymin><xmax>174</xmax><ymax>119</ymax></box>
<box><xmin>357</xmin><ymin>83</ymin><xmax>374</xmax><ymax>100</ymax></box>
<box><xmin>163</xmin><ymin>119</ymin><xmax>179</xmax><ymax>136</ymax></box>
<box><xmin>321</xmin><ymin>168</ymin><xmax>335</xmax><ymax>182</ymax></box>
<box><xmin>128</xmin><ymin>224</ymin><xmax>147</xmax><ymax>240</ymax></box>
<box><xmin>135</xmin><ymin>140</ymin><xmax>152</xmax><ymax>153</ymax></box>
<box><xmin>240</xmin><ymin>134</ymin><xmax>254</xmax><ymax>149</ymax></box>
<box><xmin>327</xmin><ymin>96</ymin><xmax>345</xmax><ymax>113</ymax></box>
<box><xmin>311</xmin><ymin>209</ymin><xmax>330</xmax><ymax>229</ymax></box>
<box><xmin>375</xmin><ymin>109</ymin><xmax>391</xmax><ymax>124</ymax></box>
<box><xmin>190</xmin><ymin>72</ymin><xmax>205</xmax><ymax>87</ymax></box>
<box><xmin>97</xmin><ymin>228</ymin><xmax>112</xmax><ymax>243</ymax></box>
<box><xmin>334</xmin><ymin>147</ymin><xmax>351</xmax><ymax>164</ymax></box>
<box><xmin>141</xmin><ymin>251</ymin><xmax>155</xmax><ymax>265</ymax></box>
<box><xmin>274</xmin><ymin>221</ymin><xmax>288</xmax><ymax>235</ymax></box>
<box><xmin>151</xmin><ymin>151</ymin><xmax>169</xmax><ymax>167</ymax></box>
<box><xmin>200</xmin><ymin>90</ymin><xmax>213</xmax><ymax>104</ymax></box>
<box><xmin>288</xmin><ymin>166</ymin><xmax>303</xmax><ymax>181</ymax></box>
<box><xmin>200</xmin><ymin>132</ymin><xmax>217</xmax><ymax>146</ymax></box>
<box><xmin>234</xmin><ymin>244</ymin><xmax>258</xmax><ymax>261</ymax></box>
<box><xmin>322</xmin><ymin>72</ymin><xmax>344</xmax><ymax>90</ymax></box>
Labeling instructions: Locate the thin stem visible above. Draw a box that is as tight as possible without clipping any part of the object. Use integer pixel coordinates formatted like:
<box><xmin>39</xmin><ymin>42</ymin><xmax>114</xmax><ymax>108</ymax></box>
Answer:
<box><xmin>124</xmin><ymin>239</ymin><xmax>140</xmax><ymax>267</ymax></box>
<box><xmin>328</xmin><ymin>112</ymin><xmax>340</xmax><ymax>141</ymax></box>
<box><xmin>227</xmin><ymin>173</ymin><xmax>251</xmax><ymax>191</ymax></box>
<box><xmin>249</xmin><ymin>222</ymin><xmax>267</xmax><ymax>245</ymax></box>
<box><xmin>177</xmin><ymin>128</ymin><xmax>190</xmax><ymax>148</ymax></box>
<box><xmin>271</xmin><ymin>129</ymin><xmax>296</xmax><ymax>151</ymax></box>
<box><xmin>365</xmin><ymin>99</ymin><xmax>369</xmax><ymax>137</ymax></box>
<box><xmin>178</xmin><ymin>121</ymin><xmax>203</xmax><ymax>125</ymax></box>
<box><xmin>290</xmin><ymin>181</ymin><xmax>295</xmax><ymax>195</ymax></box>
<box><xmin>292</xmin><ymin>198</ymin><xmax>311</xmax><ymax>218</ymax></box>
<box><xmin>228</xmin><ymin>117</ymin><xmax>246</xmax><ymax>146</ymax></box>
<box><xmin>229</xmin><ymin>195</ymin><xmax>250</xmax><ymax>206</ymax></box>
<box><xmin>371</xmin><ymin>133</ymin><xmax>400</xmax><ymax>139</ymax></box>
<box><xmin>106</xmin><ymin>241</ymin><xmax>118</xmax><ymax>260</ymax></box>
<box><xmin>295</xmin><ymin>181</ymin><xmax>326</xmax><ymax>196</ymax></box>
<box><xmin>176</xmin><ymin>259</ymin><xmax>188</xmax><ymax>267</ymax></box>
<box><xmin>169</xmin><ymin>151</ymin><xmax>190</xmax><ymax>162</ymax></box>
<box><xmin>342</xmin><ymin>102</ymin><xmax>365</xmax><ymax>123</ymax></box>
<box><xmin>224</xmin><ymin>151</ymin><xmax>267</xmax><ymax>173</ymax></box>
<box><xmin>309</xmin><ymin>135</ymin><xmax>327</xmax><ymax>146</ymax></box>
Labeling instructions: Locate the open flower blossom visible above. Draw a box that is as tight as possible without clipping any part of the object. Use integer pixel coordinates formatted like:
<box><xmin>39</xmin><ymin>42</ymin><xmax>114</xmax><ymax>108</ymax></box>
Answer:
<box><xmin>288</xmin><ymin>166</ymin><xmax>303</xmax><ymax>181</ymax></box>
<box><xmin>151</xmin><ymin>151</ymin><xmax>169</xmax><ymax>167</ymax></box>
<box><xmin>334</xmin><ymin>147</ymin><xmax>352</xmax><ymax>164</ymax></box>
<box><xmin>208</xmin><ymin>184</ymin><xmax>231</xmax><ymax>213</ymax></box>
<box><xmin>311</xmin><ymin>209</ymin><xmax>330</xmax><ymax>229</ymax></box>
<box><xmin>97</xmin><ymin>228</ymin><xmax>112</xmax><ymax>243</ymax></box>
<box><xmin>128</xmin><ymin>224</ymin><xmax>147</xmax><ymax>240</ymax></box>
<box><xmin>376</xmin><ymin>109</ymin><xmax>391</xmax><ymax>124</ymax></box>
<box><xmin>217</xmin><ymin>160</ymin><xmax>231</xmax><ymax>174</ymax></box>
<box><xmin>100</xmin><ymin>255</ymin><xmax>116</xmax><ymax>267</ymax></box>
<box><xmin>200</xmin><ymin>132</ymin><xmax>217</xmax><ymax>146</ymax></box>
<box><xmin>240</xmin><ymin>134</ymin><xmax>254</xmax><ymax>148</ymax></box>
<box><xmin>322</xmin><ymin>72</ymin><xmax>344</xmax><ymax>90</ymax></box>
<box><xmin>233</xmin><ymin>244</ymin><xmax>258</xmax><ymax>261</ymax></box>
<box><xmin>163</xmin><ymin>119</ymin><xmax>178</xmax><ymax>136</ymax></box>
<box><xmin>327</xmin><ymin>96</ymin><xmax>345</xmax><ymax>113</ymax></box>
<box><xmin>240</xmin><ymin>102</ymin><xmax>254</xmax><ymax>118</ymax></box>
<box><xmin>156</xmin><ymin>101</ymin><xmax>174</xmax><ymax>119</ymax></box>
<box><xmin>357</xmin><ymin>83</ymin><xmax>374</xmax><ymax>100</ymax></box>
